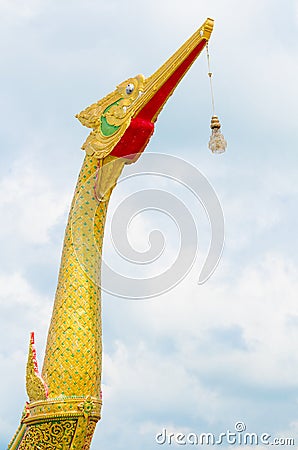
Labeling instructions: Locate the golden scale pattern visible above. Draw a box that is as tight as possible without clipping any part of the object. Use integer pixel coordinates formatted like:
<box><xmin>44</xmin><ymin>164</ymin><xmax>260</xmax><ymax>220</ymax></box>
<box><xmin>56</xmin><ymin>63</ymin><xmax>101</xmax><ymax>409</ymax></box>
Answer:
<box><xmin>41</xmin><ymin>155</ymin><xmax>112</xmax><ymax>398</ymax></box>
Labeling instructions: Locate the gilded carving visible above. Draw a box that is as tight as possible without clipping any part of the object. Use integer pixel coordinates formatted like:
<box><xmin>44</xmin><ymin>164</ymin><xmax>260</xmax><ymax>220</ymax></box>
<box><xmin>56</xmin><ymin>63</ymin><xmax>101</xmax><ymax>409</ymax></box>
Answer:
<box><xmin>78</xmin><ymin>397</ymin><xmax>94</xmax><ymax>419</ymax></box>
<box><xmin>24</xmin><ymin>397</ymin><xmax>101</xmax><ymax>424</ymax></box>
<box><xmin>18</xmin><ymin>420</ymin><xmax>77</xmax><ymax>450</ymax></box>
<box><xmin>26</xmin><ymin>332</ymin><xmax>48</xmax><ymax>402</ymax></box>
<box><xmin>81</xmin><ymin>421</ymin><xmax>97</xmax><ymax>450</ymax></box>
<box><xmin>76</xmin><ymin>75</ymin><xmax>145</xmax><ymax>158</ymax></box>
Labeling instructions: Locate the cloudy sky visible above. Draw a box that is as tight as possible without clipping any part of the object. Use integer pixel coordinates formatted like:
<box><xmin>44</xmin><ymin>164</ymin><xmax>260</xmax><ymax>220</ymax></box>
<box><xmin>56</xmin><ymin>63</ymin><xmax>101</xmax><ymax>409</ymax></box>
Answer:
<box><xmin>0</xmin><ymin>0</ymin><xmax>298</xmax><ymax>448</ymax></box>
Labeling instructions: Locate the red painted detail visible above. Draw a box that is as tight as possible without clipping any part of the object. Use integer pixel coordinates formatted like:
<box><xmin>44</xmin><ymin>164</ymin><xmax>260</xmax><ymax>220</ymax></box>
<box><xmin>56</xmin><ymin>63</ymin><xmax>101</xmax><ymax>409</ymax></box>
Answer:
<box><xmin>138</xmin><ymin>39</ymin><xmax>206</xmax><ymax>122</ymax></box>
<box><xmin>109</xmin><ymin>39</ymin><xmax>206</xmax><ymax>160</ymax></box>
<box><xmin>110</xmin><ymin>117</ymin><xmax>155</xmax><ymax>160</ymax></box>
<box><xmin>30</xmin><ymin>332</ymin><xmax>39</xmax><ymax>374</ymax></box>
<box><xmin>30</xmin><ymin>331</ymin><xmax>49</xmax><ymax>398</ymax></box>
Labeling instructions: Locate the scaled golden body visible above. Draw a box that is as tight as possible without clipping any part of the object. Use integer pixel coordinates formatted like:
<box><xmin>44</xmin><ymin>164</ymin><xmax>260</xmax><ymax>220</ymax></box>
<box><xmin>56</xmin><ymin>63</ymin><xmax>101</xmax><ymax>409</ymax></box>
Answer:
<box><xmin>8</xmin><ymin>18</ymin><xmax>214</xmax><ymax>449</ymax></box>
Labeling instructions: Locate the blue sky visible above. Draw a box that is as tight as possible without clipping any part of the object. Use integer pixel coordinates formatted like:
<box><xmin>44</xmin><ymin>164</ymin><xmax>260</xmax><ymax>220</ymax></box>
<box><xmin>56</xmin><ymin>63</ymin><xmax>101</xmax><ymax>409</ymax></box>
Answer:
<box><xmin>0</xmin><ymin>0</ymin><xmax>298</xmax><ymax>448</ymax></box>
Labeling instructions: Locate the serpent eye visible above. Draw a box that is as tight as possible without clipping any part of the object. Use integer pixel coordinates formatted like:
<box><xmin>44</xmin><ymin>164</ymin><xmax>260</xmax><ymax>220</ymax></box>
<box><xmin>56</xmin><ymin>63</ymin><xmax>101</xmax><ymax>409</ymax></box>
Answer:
<box><xmin>125</xmin><ymin>83</ymin><xmax>135</xmax><ymax>95</ymax></box>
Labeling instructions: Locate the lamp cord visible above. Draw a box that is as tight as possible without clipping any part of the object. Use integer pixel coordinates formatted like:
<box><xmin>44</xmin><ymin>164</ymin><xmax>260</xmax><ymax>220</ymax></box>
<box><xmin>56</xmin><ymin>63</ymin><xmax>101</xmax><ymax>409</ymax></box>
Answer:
<box><xmin>206</xmin><ymin>42</ymin><xmax>215</xmax><ymax>116</ymax></box>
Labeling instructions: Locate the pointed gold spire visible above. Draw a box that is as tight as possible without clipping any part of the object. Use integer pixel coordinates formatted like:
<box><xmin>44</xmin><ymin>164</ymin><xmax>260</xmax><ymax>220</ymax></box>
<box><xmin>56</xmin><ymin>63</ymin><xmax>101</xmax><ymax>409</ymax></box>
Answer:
<box><xmin>25</xmin><ymin>332</ymin><xmax>48</xmax><ymax>403</ymax></box>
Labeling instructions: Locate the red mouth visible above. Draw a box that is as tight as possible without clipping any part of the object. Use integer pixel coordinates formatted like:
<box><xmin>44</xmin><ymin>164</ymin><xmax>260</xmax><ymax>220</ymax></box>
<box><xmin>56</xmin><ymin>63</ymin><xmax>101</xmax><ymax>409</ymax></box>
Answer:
<box><xmin>110</xmin><ymin>38</ymin><xmax>207</xmax><ymax>160</ymax></box>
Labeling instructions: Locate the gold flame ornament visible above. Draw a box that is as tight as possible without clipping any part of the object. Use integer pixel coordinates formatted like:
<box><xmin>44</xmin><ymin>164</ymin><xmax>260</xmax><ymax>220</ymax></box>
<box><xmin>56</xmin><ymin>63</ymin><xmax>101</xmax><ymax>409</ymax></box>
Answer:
<box><xmin>206</xmin><ymin>43</ymin><xmax>227</xmax><ymax>154</ymax></box>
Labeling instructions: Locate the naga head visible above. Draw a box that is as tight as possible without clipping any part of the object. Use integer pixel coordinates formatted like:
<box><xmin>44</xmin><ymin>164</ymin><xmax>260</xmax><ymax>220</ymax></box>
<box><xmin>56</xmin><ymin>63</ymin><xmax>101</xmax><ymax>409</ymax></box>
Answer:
<box><xmin>76</xmin><ymin>18</ymin><xmax>214</xmax><ymax>161</ymax></box>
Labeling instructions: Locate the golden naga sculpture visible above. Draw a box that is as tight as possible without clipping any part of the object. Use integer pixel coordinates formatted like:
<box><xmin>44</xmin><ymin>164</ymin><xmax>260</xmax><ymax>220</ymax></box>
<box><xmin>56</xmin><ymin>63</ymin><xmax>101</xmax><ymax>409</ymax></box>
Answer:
<box><xmin>8</xmin><ymin>18</ymin><xmax>214</xmax><ymax>450</ymax></box>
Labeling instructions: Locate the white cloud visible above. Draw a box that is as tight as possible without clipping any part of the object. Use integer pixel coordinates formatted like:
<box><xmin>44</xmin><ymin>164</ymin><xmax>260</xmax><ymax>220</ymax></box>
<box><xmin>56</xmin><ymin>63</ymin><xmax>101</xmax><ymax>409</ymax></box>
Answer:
<box><xmin>95</xmin><ymin>251</ymin><xmax>298</xmax><ymax>447</ymax></box>
<box><xmin>0</xmin><ymin>0</ymin><xmax>43</xmax><ymax>18</ymax></box>
<box><xmin>0</xmin><ymin>271</ymin><xmax>52</xmax><ymax>350</ymax></box>
<box><xmin>0</xmin><ymin>272</ymin><xmax>40</xmax><ymax>306</ymax></box>
<box><xmin>0</xmin><ymin>156</ymin><xmax>69</xmax><ymax>244</ymax></box>
<box><xmin>136</xmin><ymin>253</ymin><xmax>298</xmax><ymax>386</ymax></box>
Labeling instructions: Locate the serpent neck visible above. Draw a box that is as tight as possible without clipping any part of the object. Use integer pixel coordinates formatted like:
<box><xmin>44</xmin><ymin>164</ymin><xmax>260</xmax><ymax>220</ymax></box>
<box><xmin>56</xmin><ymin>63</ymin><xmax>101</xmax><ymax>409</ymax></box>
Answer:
<box><xmin>42</xmin><ymin>155</ymin><xmax>123</xmax><ymax>398</ymax></box>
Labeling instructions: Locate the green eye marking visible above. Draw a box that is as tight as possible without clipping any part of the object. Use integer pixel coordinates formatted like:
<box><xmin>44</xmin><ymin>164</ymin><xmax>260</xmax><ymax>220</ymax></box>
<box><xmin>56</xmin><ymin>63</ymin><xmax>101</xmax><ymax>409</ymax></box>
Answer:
<box><xmin>100</xmin><ymin>101</ymin><xmax>121</xmax><ymax>136</ymax></box>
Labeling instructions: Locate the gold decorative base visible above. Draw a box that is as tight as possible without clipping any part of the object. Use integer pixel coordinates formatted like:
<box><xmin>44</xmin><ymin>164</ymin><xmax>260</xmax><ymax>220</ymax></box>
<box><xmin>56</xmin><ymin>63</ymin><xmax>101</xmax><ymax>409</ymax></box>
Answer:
<box><xmin>8</xmin><ymin>397</ymin><xmax>102</xmax><ymax>450</ymax></box>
